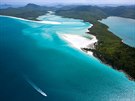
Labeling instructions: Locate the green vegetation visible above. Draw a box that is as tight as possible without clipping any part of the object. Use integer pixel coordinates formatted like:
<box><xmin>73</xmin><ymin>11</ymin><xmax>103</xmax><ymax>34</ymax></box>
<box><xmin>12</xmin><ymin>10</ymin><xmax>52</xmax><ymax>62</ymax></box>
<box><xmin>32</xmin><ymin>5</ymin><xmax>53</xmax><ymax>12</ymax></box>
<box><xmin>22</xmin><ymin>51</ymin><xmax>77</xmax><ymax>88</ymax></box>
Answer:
<box><xmin>90</xmin><ymin>22</ymin><xmax>135</xmax><ymax>80</ymax></box>
<box><xmin>101</xmin><ymin>5</ymin><xmax>135</xmax><ymax>19</ymax></box>
<box><xmin>57</xmin><ymin>5</ymin><xmax>135</xmax><ymax>19</ymax></box>
<box><xmin>0</xmin><ymin>3</ymin><xmax>50</xmax><ymax>20</ymax></box>
<box><xmin>56</xmin><ymin>6</ymin><xmax>135</xmax><ymax>79</ymax></box>
<box><xmin>0</xmin><ymin>4</ymin><xmax>135</xmax><ymax>79</ymax></box>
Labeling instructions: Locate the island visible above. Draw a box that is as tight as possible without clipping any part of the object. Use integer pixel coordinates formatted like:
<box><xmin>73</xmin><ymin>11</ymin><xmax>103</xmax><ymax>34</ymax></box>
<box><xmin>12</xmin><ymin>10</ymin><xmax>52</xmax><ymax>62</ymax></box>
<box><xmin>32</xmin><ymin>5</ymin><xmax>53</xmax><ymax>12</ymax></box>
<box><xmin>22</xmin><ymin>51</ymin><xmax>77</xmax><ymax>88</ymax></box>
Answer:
<box><xmin>0</xmin><ymin>3</ymin><xmax>135</xmax><ymax>80</ymax></box>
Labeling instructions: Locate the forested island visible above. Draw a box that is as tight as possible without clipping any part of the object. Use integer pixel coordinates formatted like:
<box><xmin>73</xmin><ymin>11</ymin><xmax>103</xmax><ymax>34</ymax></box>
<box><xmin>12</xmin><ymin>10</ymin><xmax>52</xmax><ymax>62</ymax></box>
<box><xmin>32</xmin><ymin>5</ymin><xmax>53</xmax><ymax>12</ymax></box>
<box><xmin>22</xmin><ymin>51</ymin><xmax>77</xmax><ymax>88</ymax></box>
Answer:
<box><xmin>0</xmin><ymin>3</ymin><xmax>135</xmax><ymax>79</ymax></box>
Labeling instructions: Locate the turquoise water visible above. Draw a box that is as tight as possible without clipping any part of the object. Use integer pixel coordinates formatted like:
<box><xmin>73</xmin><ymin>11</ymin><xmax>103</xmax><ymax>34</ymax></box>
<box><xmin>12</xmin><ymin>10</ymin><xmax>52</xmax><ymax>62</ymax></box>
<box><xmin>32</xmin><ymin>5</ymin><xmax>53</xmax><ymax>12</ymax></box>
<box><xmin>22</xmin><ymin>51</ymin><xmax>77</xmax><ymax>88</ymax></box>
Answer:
<box><xmin>0</xmin><ymin>14</ymin><xmax>135</xmax><ymax>101</ymax></box>
<box><xmin>100</xmin><ymin>16</ymin><xmax>135</xmax><ymax>48</ymax></box>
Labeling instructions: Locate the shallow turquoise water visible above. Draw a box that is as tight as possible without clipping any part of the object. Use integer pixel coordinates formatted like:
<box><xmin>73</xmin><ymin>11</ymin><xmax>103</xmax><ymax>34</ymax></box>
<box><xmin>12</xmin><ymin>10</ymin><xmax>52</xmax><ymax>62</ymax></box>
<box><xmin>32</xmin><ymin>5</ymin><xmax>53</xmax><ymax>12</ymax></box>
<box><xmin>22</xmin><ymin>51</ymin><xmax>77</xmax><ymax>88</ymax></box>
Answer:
<box><xmin>100</xmin><ymin>16</ymin><xmax>135</xmax><ymax>47</ymax></box>
<box><xmin>0</xmin><ymin>14</ymin><xmax>135</xmax><ymax>101</ymax></box>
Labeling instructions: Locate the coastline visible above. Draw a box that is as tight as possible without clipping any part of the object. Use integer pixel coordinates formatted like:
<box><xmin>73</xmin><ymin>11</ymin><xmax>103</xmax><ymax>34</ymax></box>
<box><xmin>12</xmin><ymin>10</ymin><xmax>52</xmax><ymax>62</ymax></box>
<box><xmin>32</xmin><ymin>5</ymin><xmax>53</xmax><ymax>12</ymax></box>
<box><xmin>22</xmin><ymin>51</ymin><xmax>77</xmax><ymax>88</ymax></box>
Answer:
<box><xmin>1</xmin><ymin>14</ymin><xmax>134</xmax><ymax>81</ymax></box>
<box><xmin>59</xmin><ymin>24</ymin><xmax>97</xmax><ymax>56</ymax></box>
<box><xmin>87</xmin><ymin>24</ymin><xmax>135</xmax><ymax>81</ymax></box>
<box><xmin>99</xmin><ymin>16</ymin><xmax>135</xmax><ymax>48</ymax></box>
<box><xmin>92</xmin><ymin>51</ymin><xmax>135</xmax><ymax>81</ymax></box>
<box><xmin>59</xmin><ymin>25</ymin><xmax>135</xmax><ymax>81</ymax></box>
<box><xmin>0</xmin><ymin>15</ymin><xmax>97</xmax><ymax>56</ymax></box>
<box><xmin>0</xmin><ymin>15</ymin><xmax>61</xmax><ymax>25</ymax></box>
<box><xmin>60</xmin><ymin>33</ymin><xmax>98</xmax><ymax>56</ymax></box>
<box><xmin>0</xmin><ymin>14</ymin><xmax>97</xmax><ymax>57</ymax></box>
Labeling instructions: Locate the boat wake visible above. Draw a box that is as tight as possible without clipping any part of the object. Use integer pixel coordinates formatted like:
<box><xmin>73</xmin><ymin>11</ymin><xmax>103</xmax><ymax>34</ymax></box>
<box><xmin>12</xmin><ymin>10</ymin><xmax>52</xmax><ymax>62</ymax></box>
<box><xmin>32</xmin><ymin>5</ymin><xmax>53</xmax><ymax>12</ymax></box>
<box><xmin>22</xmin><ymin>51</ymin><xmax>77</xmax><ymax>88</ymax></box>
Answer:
<box><xmin>23</xmin><ymin>75</ymin><xmax>47</xmax><ymax>97</ymax></box>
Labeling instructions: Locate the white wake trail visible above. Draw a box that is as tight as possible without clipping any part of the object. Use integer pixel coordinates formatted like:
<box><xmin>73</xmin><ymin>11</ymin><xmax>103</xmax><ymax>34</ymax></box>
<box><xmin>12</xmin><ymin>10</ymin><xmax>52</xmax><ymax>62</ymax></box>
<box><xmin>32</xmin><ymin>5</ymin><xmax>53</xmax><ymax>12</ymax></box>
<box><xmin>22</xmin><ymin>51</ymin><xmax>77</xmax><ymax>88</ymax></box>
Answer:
<box><xmin>24</xmin><ymin>75</ymin><xmax>47</xmax><ymax>97</ymax></box>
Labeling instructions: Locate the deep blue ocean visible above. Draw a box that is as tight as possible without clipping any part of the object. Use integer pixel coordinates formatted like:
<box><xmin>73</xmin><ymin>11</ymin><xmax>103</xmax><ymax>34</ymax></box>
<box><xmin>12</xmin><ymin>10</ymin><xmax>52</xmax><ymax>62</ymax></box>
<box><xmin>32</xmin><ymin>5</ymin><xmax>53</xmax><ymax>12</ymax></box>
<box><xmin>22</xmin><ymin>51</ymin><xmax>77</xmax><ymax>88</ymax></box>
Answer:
<box><xmin>100</xmin><ymin>16</ymin><xmax>135</xmax><ymax>47</ymax></box>
<box><xmin>0</xmin><ymin>14</ymin><xmax>135</xmax><ymax>101</ymax></box>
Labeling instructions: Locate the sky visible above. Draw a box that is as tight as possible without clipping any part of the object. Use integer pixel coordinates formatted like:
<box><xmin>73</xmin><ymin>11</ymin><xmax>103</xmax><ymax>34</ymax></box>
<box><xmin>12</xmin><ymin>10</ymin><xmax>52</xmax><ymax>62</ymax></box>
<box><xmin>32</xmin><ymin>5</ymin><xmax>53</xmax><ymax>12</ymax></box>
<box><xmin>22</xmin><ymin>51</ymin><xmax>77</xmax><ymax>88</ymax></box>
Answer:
<box><xmin>1</xmin><ymin>0</ymin><xmax>135</xmax><ymax>5</ymax></box>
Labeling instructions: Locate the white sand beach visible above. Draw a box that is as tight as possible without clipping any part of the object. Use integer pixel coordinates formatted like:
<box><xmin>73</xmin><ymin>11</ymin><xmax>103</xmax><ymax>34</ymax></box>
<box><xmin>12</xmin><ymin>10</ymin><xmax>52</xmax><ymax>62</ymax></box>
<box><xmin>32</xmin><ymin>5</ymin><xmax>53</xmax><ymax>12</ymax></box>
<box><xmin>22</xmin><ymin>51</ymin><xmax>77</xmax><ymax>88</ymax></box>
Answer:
<box><xmin>0</xmin><ymin>15</ymin><xmax>97</xmax><ymax>56</ymax></box>
<box><xmin>60</xmin><ymin>34</ymin><xmax>98</xmax><ymax>56</ymax></box>
<box><xmin>0</xmin><ymin>15</ymin><xmax>61</xmax><ymax>25</ymax></box>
